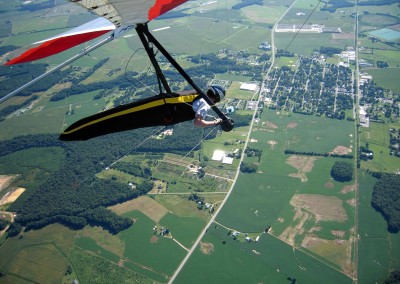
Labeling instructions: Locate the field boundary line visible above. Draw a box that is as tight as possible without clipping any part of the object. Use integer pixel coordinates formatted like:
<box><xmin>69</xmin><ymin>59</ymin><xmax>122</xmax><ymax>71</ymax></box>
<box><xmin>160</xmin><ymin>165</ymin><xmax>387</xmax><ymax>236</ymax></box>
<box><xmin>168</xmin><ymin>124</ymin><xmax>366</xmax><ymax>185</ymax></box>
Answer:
<box><xmin>171</xmin><ymin>237</ymin><xmax>189</xmax><ymax>252</ymax></box>
<box><xmin>268</xmin><ymin>232</ymin><xmax>355</xmax><ymax>280</ymax></box>
<box><xmin>147</xmin><ymin>192</ymin><xmax>228</xmax><ymax>195</ymax></box>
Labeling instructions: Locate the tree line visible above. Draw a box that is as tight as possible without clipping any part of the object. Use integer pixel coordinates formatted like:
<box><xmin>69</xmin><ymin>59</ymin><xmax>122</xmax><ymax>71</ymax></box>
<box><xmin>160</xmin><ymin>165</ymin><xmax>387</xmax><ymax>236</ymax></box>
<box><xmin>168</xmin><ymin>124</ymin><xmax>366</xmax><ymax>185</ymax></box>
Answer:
<box><xmin>284</xmin><ymin>149</ymin><xmax>354</xmax><ymax>159</ymax></box>
<box><xmin>1</xmin><ymin>121</ymin><xmax>205</xmax><ymax>236</ymax></box>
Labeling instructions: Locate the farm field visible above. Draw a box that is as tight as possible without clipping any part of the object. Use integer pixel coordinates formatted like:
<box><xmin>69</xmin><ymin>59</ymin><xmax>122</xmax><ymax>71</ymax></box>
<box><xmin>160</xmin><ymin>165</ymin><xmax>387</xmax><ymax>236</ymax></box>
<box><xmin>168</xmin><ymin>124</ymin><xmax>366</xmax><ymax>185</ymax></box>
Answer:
<box><xmin>357</xmin><ymin>172</ymin><xmax>400</xmax><ymax>283</ymax></box>
<box><xmin>175</xmin><ymin>225</ymin><xmax>353</xmax><ymax>284</ymax></box>
<box><xmin>0</xmin><ymin>224</ymin><xmax>76</xmax><ymax>284</ymax></box>
<box><xmin>215</xmin><ymin>109</ymin><xmax>357</xmax><ymax>277</ymax></box>
<box><xmin>0</xmin><ymin>0</ymin><xmax>399</xmax><ymax>283</ymax></box>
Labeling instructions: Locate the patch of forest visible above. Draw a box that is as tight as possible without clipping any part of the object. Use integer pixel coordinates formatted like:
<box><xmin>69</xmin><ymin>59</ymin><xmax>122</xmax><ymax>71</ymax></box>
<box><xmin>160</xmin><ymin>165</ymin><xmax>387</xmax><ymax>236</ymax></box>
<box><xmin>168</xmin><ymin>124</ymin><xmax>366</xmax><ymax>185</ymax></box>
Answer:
<box><xmin>1</xmin><ymin>122</ymin><xmax>206</xmax><ymax>236</ymax></box>
<box><xmin>321</xmin><ymin>0</ymin><xmax>398</xmax><ymax>12</ymax></box>
<box><xmin>371</xmin><ymin>174</ymin><xmax>400</xmax><ymax>233</ymax></box>
<box><xmin>232</xmin><ymin>0</ymin><xmax>263</xmax><ymax>10</ymax></box>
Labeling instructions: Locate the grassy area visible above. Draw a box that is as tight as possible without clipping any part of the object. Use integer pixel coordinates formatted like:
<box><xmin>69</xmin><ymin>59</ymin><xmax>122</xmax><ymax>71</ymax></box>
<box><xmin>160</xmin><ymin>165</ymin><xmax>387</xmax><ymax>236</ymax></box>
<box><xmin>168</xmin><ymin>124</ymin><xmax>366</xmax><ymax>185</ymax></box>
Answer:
<box><xmin>121</xmin><ymin>210</ymin><xmax>187</xmax><ymax>277</ymax></box>
<box><xmin>0</xmin><ymin>1</ymin><xmax>399</xmax><ymax>283</ymax></box>
<box><xmin>356</xmin><ymin>171</ymin><xmax>400</xmax><ymax>284</ymax></box>
<box><xmin>0</xmin><ymin>106</ymin><xmax>66</xmax><ymax>140</ymax></box>
<box><xmin>229</xmin><ymin>81</ymin><xmax>257</xmax><ymax>100</ymax></box>
<box><xmin>217</xmin><ymin>109</ymin><xmax>356</xmax><ymax>275</ymax></box>
<box><xmin>361</xmin><ymin>50</ymin><xmax>400</xmax><ymax>68</ymax></box>
<box><xmin>366</xmin><ymin>68</ymin><xmax>400</xmax><ymax>93</ymax></box>
<box><xmin>74</xmin><ymin>236</ymin><xmax>120</xmax><ymax>263</ymax></box>
<box><xmin>155</xmin><ymin>194</ymin><xmax>211</xmax><ymax>222</ymax></box>
<box><xmin>159</xmin><ymin>213</ymin><xmax>207</xmax><ymax>248</ymax></box>
<box><xmin>0</xmin><ymin>224</ymin><xmax>76</xmax><ymax>283</ymax></box>
<box><xmin>175</xmin><ymin>225</ymin><xmax>353</xmax><ymax>284</ymax></box>
<box><xmin>0</xmin><ymin>147</ymin><xmax>65</xmax><ymax>190</ymax></box>
<box><xmin>69</xmin><ymin>247</ymin><xmax>153</xmax><ymax>283</ymax></box>
<box><xmin>360</xmin><ymin>122</ymin><xmax>400</xmax><ymax>173</ymax></box>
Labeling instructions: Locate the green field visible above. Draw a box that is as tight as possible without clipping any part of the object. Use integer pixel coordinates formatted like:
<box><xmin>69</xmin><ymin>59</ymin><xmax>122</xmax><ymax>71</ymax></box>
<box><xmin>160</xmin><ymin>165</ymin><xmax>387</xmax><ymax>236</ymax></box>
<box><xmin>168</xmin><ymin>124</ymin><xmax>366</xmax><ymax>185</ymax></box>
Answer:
<box><xmin>160</xmin><ymin>213</ymin><xmax>206</xmax><ymax>248</ymax></box>
<box><xmin>360</xmin><ymin>122</ymin><xmax>400</xmax><ymax>172</ymax></box>
<box><xmin>357</xmin><ymin>172</ymin><xmax>400</xmax><ymax>284</ymax></box>
<box><xmin>175</xmin><ymin>225</ymin><xmax>353</xmax><ymax>284</ymax></box>
<box><xmin>215</xmin><ymin>108</ymin><xmax>357</xmax><ymax>276</ymax></box>
<box><xmin>0</xmin><ymin>224</ymin><xmax>76</xmax><ymax>283</ymax></box>
<box><xmin>1</xmin><ymin>0</ymin><xmax>400</xmax><ymax>283</ymax></box>
<box><xmin>121</xmin><ymin>210</ymin><xmax>187</xmax><ymax>277</ymax></box>
<box><xmin>366</xmin><ymin>68</ymin><xmax>400</xmax><ymax>93</ymax></box>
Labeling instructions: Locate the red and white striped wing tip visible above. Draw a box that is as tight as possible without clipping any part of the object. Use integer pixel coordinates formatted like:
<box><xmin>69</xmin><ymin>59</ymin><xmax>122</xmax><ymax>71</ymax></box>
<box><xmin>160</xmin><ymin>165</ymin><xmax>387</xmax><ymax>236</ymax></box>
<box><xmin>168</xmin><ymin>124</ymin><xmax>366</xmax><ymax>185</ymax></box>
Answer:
<box><xmin>4</xmin><ymin>18</ymin><xmax>115</xmax><ymax>65</ymax></box>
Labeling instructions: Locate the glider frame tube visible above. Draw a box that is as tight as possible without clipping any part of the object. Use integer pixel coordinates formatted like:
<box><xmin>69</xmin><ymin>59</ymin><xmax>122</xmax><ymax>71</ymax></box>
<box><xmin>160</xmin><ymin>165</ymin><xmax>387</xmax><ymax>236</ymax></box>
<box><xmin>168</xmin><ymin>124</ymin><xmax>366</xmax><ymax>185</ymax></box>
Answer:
<box><xmin>135</xmin><ymin>23</ymin><xmax>233</xmax><ymax>129</ymax></box>
<box><xmin>0</xmin><ymin>34</ymin><xmax>115</xmax><ymax>104</ymax></box>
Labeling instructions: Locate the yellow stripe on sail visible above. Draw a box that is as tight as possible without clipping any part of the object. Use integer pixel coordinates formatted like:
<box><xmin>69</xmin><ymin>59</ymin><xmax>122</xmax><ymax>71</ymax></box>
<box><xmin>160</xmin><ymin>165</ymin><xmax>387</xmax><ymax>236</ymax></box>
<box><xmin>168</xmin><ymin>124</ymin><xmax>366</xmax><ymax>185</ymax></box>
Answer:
<box><xmin>62</xmin><ymin>94</ymin><xmax>198</xmax><ymax>135</ymax></box>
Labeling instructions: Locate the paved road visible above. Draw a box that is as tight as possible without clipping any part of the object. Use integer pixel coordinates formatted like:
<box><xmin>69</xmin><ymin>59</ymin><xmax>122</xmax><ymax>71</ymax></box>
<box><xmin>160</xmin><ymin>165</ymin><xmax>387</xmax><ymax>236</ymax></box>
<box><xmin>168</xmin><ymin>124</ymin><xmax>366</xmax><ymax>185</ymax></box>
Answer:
<box><xmin>167</xmin><ymin>3</ymin><xmax>298</xmax><ymax>283</ymax></box>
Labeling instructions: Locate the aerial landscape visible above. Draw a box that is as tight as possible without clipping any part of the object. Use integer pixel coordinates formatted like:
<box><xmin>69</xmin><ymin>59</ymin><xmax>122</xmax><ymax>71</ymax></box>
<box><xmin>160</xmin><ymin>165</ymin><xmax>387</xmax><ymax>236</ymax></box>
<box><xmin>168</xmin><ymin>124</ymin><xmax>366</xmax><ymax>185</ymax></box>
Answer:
<box><xmin>0</xmin><ymin>0</ymin><xmax>399</xmax><ymax>283</ymax></box>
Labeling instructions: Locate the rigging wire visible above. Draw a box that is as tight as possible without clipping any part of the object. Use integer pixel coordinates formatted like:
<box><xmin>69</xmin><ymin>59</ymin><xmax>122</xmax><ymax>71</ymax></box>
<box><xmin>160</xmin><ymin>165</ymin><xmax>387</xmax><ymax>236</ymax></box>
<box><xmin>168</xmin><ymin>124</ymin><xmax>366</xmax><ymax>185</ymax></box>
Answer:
<box><xmin>179</xmin><ymin>125</ymin><xmax>220</xmax><ymax>162</ymax></box>
<box><xmin>79</xmin><ymin>126</ymin><xmax>167</xmax><ymax>186</ymax></box>
<box><xmin>272</xmin><ymin>0</ymin><xmax>322</xmax><ymax>68</ymax></box>
<box><xmin>105</xmin><ymin>126</ymin><xmax>166</xmax><ymax>169</ymax></box>
<box><xmin>124</xmin><ymin>47</ymin><xmax>159</xmax><ymax>96</ymax></box>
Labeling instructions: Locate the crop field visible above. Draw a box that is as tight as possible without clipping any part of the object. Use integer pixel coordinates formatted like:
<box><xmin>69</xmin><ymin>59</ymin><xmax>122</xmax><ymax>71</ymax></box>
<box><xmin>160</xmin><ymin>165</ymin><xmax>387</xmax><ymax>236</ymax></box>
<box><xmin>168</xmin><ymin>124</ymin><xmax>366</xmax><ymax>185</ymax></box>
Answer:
<box><xmin>367</xmin><ymin>68</ymin><xmax>400</xmax><ymax>93</ymax></box>
<box><xmin>79</xmin><ymin>225</ymin><xmax>125</xmax><ymax>257</ymax></box>
<box><xmin>252</xmin><ymin>110</ymin><xmax>354</xmax><ymax>153</ymax></box>
<box><xmin>361</xmin><ymin>49</ymin><xmax>400</xmax><ymax>68</ymax></box>
<box><xmin>110</xmin><ymin>196</ymin><xmax>169</xmax><ymax>223</ymax></box>
<box><xmin>154</xmin><ymin>194</ymin><xmax>214</xmax><ymax>222</ymax></box>
<box><xmin>0</xmin><ymin>224</ymin><xmax>76</xmax><ymax>284</ymax></box>
<box><xmin>175</xmin><ymin>225</ymin><xmax>353</xmax><ymax>284</ymax></box>
<box><xmin>357</xmin><ymin>172</ymin><xmax>400</xmax><ymax>283</ymax></box>
<box><xmin>160</xmin><ymin>213</ymin><xmax>206</xmax><ymax>248</ymax></box>
<box><xmin>0</xmin><ymin>106</ymin><xmax>66</xmax><ymax>140</ymax></box>
<box><xmin>69</xmin><ymin>247</ymin><xmax>154</xmax><ymax>284</ymax></box>
<box><xmin>242</xmin><ymin>5</ymin><xmax>288</xmax><ymax>25</ymax></box>
<box><xmin>75</xmin><ymin>235</ymin><xmax>120</xmax><ymax>263</ymax></box>
<box><xmin>1</xmin><ymin>0</ymin><xmax>399</xmax><ymax>283</ymax></box>
<box><xmin>0</xmin><ymin>147</ymin><xmax>64</xmax><ymax>192</ymax></box>
<box><xmin>215</xmin><ymin>108</ymin><xmax>357</xmax><ymax>276</ymax></box>
<box><xmin>360</xmin><ymin>13</ymin><xmax>400</xmax><ymax>31</ymax></box>
<box><xmin>121</xmin><ymin>210</ymin><xmax>187</xmax><ymax>277</ymax></box>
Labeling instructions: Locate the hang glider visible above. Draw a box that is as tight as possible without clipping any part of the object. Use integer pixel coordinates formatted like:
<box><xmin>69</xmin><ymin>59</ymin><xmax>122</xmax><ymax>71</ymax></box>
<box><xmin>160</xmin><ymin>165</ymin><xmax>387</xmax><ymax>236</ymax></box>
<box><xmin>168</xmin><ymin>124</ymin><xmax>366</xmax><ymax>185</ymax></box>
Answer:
<box><xmin>5</xmin><ymin>0</ymin><xmax>189</xmax><ymax>66</ymax></box>
<box><xmin>2</xmin><ymin>0</ymin><xmax>234</xmax><ymax>137</ymax></box>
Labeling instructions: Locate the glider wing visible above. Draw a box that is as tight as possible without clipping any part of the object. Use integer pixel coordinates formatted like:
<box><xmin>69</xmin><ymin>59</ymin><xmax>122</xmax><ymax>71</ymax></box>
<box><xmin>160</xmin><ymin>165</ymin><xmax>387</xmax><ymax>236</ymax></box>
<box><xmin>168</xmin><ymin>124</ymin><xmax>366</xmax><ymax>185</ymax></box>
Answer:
<box><xmin>5</xmin><ymin>18</ymin><xmax>115</xmax><ymax>65</ymax></box>
<box><xmin>5</xmin><ymin>0</ymin><xmax>189</xmax><ymax>65</ymax></box>
<box><xmin>70</xmin><ymin>0</ymin><xmax>189</xmax><ymax>27</ymax></box>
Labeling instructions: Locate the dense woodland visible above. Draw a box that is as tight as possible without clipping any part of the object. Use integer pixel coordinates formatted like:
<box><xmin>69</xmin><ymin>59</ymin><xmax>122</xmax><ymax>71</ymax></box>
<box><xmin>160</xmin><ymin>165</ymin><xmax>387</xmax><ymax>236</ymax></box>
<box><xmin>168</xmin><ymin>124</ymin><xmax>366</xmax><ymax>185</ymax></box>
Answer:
<box><xmin>371</xmin><ymin>174</ymin><xmax>400</xmax><ymax>233</ymax></box>
<box><xmin>330</xmin><ymin>161</ymin><xmax>353</xmax><ymax>182</ymax></box>
<box><xmin>1</xmin><ymin>122</ymin><xmax>204</xmax><ymax>236</ymax></box>
<box><xmin>383</xmin><ymin>269</ymin><xmax>400</xmax><ymax>284</ymax></box>
<box><xmin>320</xmin><ymin>0</ymin><xmax>399</xmax><ymax>12</ymax></box>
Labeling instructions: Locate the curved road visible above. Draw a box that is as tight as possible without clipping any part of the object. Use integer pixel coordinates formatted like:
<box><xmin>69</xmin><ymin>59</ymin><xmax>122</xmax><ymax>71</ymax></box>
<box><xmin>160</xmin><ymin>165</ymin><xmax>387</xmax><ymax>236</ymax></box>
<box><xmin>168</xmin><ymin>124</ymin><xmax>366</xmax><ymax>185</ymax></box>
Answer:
<box><xmin>168</xmin><ymin>2</ymin><xmax>297</xmax><ymax>283</ymax></box>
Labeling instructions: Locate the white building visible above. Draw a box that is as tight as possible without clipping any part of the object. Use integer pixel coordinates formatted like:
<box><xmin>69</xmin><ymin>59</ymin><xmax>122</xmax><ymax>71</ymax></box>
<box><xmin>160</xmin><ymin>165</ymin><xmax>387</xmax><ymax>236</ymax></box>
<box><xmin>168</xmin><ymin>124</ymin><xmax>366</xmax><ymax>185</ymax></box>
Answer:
<box><xmin>240</xmin><ymin>83</ymin><xmax>258</xmax><ymax>91</ymax></box>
